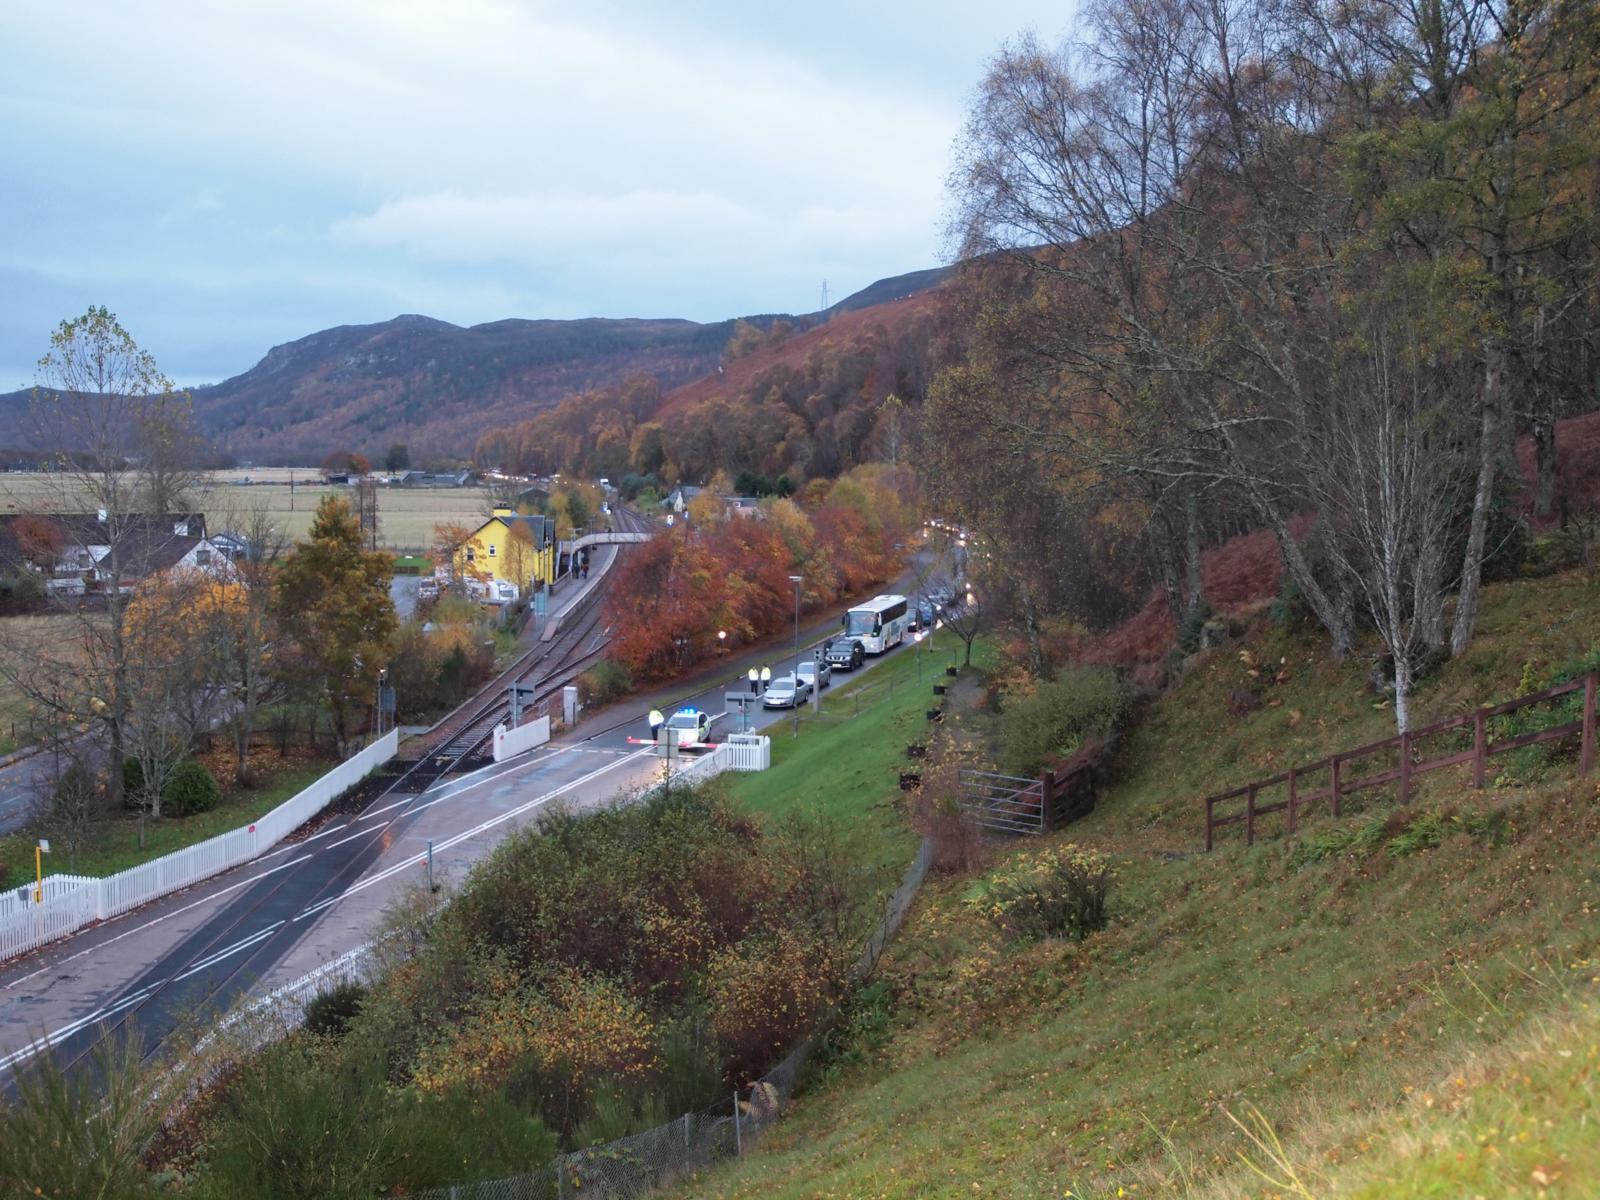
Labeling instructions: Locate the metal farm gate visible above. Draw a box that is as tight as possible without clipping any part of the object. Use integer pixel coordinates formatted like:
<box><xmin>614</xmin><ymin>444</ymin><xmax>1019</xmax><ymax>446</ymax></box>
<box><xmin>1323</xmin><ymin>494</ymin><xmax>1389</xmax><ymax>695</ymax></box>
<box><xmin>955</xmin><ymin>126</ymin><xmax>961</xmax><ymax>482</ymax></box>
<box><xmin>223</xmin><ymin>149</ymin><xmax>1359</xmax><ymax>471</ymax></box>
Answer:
<box><xmin>959</xmin><ymin>769</ymin><xmax>1046</xmax><ymax>835</ymax></box>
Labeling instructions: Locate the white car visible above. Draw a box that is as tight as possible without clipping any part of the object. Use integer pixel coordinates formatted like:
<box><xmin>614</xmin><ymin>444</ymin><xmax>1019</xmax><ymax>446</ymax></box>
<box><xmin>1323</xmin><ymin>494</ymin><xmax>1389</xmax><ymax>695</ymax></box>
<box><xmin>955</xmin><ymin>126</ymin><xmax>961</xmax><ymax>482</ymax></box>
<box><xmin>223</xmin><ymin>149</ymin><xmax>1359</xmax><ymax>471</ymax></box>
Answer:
<box><xmin>761</xmin><ymin>675</ymin><xmax>812</xmax><ymax>709</ymax></box>
<box><xmin>657</xmin><ymin>708</ymin><xmax>712</xmax><ymax>749</ymax></box>
<box><xmin>796</xmin><ymin>659</ymin><xmax>831</xmax><ymax>691</ymax></box>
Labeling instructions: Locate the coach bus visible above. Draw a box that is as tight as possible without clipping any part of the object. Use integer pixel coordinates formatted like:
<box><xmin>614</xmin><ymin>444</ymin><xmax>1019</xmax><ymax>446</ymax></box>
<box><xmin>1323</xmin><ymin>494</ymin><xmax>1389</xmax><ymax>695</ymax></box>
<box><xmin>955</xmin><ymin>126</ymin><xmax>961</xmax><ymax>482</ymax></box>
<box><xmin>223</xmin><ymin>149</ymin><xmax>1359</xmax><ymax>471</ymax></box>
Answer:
<box><xmin>840</xmin><ymin>593</ymin><xmax>910</xmax><ymax>656</ymax></box>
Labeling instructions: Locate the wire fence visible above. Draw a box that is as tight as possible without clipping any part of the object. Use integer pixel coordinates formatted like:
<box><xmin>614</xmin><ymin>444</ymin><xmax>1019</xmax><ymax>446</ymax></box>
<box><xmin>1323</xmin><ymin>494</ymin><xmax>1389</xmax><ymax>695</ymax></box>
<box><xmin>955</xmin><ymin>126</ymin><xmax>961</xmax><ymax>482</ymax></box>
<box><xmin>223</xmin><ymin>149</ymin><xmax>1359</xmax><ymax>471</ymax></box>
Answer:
<box><xmin>410</xmin><ymin>837</ymin><xmax>934</xmax><ymax>1200</ymax></box>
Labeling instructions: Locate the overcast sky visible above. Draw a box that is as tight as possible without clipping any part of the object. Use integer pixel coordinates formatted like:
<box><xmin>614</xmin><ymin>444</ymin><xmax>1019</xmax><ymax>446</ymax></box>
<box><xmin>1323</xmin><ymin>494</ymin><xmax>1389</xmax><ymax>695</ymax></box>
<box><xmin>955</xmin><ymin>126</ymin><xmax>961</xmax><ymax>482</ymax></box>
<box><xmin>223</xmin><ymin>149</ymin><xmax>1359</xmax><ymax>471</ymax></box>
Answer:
<box><xmin>0</xmin><ymin>0</ymin><xmax>1072</xmax><ymax>388</ymax></box>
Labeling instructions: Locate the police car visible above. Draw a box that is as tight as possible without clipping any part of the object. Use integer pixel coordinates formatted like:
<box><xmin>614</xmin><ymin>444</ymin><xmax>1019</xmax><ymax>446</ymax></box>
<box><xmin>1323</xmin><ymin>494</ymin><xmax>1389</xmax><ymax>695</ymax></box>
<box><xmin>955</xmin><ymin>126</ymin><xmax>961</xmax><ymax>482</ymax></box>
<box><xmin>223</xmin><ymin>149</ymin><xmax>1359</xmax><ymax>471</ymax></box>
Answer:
<box><xmin>653</xmin><ymin>707</ymin><xmax>714</xmax><ymax>750</ymax></box>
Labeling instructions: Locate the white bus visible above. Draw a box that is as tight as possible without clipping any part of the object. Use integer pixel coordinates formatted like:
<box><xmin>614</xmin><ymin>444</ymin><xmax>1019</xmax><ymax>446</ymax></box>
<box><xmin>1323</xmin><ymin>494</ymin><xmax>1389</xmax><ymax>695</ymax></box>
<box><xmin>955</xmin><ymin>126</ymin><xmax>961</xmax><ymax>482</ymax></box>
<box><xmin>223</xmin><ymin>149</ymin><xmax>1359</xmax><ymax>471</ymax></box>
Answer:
<box><xmin>841</xmin><ymin>594</ymin><xmax>910</xmax><ymax>656</ymax></box>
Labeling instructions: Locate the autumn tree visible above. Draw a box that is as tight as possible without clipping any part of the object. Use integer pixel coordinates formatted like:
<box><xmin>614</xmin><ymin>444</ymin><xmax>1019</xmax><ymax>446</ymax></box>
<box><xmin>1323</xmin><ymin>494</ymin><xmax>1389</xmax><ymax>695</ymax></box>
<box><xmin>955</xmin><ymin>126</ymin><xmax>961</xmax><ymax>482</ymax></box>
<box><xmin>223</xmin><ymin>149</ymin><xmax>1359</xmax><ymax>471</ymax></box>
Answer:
<box><xmin>945</xmin><ymin>0</ymin><xmax>1600</xmax><ymax>669</ymax></box>
<box><xmin>205</xmin><ymin>504</ymin><xmax>288</xmax><ymax>783</ymax></box>
<box><xmin>123</xmin><ymin>599</ymin><xmax>206</xmax><ymax>831</ymax></box>
<box><xmin>320</xmin><ymin>450</ymin><xmax>371</xmax><ymax>478</ymax></box>
<box><xmin>0</xmin><ymin>308</ymin><xmax>208</xmax><ymax>805</ymax></box>
<box><xmin>431</xmin><ymin>520</ymin><xmax>481</xmax><ymax>590</ymax></box>
<box><xmin>272</xmin><ymin>497</ymin><xmax>397</xmax><ymax>754</ymax></box>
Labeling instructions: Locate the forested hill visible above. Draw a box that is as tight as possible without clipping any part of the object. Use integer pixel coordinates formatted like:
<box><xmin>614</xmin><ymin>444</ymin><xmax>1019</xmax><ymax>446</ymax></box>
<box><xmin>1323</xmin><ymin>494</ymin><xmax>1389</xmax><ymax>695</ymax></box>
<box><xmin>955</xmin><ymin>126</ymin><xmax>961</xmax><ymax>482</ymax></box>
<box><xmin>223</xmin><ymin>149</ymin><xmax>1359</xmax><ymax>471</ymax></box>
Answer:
<box><xmin>0</xmin><ymin>267</ymin><xmax>951</xmax><ymax>464</ymax></box>
<box><xmin>191</xmin><ymin>313</ymin><xmax>734</xmax><ymax>461</ymax></box>
<box><xmin>472</xmin><ymin>282</ymin><xmax>962</xmax><ymax>482</ymax></box>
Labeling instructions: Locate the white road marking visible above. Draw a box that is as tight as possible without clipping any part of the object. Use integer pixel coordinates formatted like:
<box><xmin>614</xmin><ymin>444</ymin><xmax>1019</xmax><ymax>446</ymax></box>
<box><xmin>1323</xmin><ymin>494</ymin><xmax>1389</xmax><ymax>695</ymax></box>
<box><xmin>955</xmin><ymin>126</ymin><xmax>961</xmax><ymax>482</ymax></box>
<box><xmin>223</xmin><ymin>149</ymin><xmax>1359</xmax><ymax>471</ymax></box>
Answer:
<box><xmin>0</xmin><ymin>744</ymin><xmax>657</xmax><ymax>1071</ymax></box>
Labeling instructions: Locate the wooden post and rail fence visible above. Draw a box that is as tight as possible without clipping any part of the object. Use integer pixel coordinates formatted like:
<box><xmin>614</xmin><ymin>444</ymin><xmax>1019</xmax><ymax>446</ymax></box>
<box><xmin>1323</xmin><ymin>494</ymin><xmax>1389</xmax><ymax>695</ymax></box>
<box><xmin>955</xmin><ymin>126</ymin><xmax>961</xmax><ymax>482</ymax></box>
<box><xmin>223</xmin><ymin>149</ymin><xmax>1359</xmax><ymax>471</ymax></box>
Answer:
<box><xmin>1204</xmin><ymin>673</ymin><xmax>1598</xmax><ymax>851</ymax></box>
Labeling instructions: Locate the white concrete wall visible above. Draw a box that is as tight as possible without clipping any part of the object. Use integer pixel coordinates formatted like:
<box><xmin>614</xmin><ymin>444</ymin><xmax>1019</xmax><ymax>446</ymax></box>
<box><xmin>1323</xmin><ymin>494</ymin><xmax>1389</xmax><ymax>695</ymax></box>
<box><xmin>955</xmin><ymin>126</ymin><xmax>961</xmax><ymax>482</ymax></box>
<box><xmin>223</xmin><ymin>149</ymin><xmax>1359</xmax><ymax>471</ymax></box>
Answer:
<box><xmin>492</xmin><ymin>715</ymin><xmax>551</xmax><ymax>762</ymax></box>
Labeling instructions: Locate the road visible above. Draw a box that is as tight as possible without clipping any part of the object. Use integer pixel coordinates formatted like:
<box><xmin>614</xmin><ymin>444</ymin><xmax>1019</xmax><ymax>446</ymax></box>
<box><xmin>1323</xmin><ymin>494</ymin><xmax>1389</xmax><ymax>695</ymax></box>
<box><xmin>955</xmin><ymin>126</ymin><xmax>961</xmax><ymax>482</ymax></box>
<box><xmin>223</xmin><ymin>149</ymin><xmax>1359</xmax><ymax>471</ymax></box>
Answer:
<box><xmin>0</xmin><ymin>538</ymin><xmax>955</xmax><ymax>1081</ymax></box>
<box><xmin>0</xmin><ymin>748</ymin><xmax>52</xmax><ymax>838</ymax></box>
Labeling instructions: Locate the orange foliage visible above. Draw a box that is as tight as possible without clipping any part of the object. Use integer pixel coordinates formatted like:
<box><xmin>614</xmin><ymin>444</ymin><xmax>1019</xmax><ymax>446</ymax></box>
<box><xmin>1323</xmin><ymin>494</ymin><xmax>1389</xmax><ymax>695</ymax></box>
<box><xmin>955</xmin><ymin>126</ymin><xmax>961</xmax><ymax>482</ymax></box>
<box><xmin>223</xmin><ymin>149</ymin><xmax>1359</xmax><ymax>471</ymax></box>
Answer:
<box><xmin>605</xmin><ymin>468</ymin><xmax>914</xmax><ymax>681</ymax></box>
<box><xmin>414</xmin><ymin>967</ymin><xmax>656</xmax><ymax>1100</ymax></box>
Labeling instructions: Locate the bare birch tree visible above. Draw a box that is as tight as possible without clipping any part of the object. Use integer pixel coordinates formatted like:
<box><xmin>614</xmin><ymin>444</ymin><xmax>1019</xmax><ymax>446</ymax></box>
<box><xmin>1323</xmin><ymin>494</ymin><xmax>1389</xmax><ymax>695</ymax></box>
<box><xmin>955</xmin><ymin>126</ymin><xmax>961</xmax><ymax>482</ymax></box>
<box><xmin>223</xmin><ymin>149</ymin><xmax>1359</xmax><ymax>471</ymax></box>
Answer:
<box><xmin>0</xmin><ymin>308</ymin><xmax>209</xmax><ymax>805</ymax></box>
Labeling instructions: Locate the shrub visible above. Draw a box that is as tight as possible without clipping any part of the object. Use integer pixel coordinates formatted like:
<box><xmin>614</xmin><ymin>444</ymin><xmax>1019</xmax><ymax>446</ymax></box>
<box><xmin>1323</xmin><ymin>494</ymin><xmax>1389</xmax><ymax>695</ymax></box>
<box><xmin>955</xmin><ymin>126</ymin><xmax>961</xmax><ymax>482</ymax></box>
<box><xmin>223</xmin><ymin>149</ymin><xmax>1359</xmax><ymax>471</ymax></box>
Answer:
<box><xmin>165</xmin><ymin>757</ymin><xmax>221</xmax><ymax>817</ymax></box>
<box><xmin>654</xmin><ymin>1017</ymin><xmax>724</xmax><ymax>1117</ymax></box>
<box><xmin>200</xmin><ymin>1040</ymin><xmax>397</xmax><ymax>1200</ymax></box>
<box><xmin>122</xmin><ymin>756</ymin><xmax>147</xmax><ymax>811</ymax></box>
<box><xmin>578</xmin><ymin>659</ymin><xmax>634</xmax><ymax>709</ymax></box>
<box><xmin>0</xmin><ymin>1031</ymin><xmax>163</xmax><ymax>1199</ymax></box>
<box><xmin>972</xmin><ymin>845</ymin><xmax>1112</xmax><ymax>943</ymax></box>
<box><xmin>1176</xmin><ymin>598</ymin><xmax>1213</xmax><ymax>654</ymax></box>
<box><xmin>568</xmin><ymin>1083</ymin><xmax>670</xmax><ymax>1149</ymax></box>
<box><xmin>998</xmin><ymin>665</ymin><xmax>1127</xmax><ymax>778</ymax></box>
<box><xmin>386</xmin><ymin>1087</ymin><xmax>557</xmax><ymax>1190</ymax></box>
<box><xmin>303</xmin><ymin>981</ymin><xmax>367</xmax><ymax>1039</ymax></box>
<box><xmin>705</xmin><ymin>929</ymin><xmax>833</xmax><ymax>1085</ymax></box>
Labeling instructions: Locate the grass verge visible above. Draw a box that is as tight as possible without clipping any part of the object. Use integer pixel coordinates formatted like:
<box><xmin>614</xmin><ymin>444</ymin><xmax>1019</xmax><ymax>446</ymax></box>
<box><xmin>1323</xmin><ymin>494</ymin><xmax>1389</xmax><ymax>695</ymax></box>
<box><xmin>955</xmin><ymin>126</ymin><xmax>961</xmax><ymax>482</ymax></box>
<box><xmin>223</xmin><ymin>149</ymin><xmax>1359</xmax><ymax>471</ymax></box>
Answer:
<box><xmin>0</xmin><ymin>757</ymin><xmax>336</xmax><ymax>882</ymax></box>
<box><xmin>726</xmin><ymin>637</ymin><xmax>993</xmax><ymax>877</ymax></box>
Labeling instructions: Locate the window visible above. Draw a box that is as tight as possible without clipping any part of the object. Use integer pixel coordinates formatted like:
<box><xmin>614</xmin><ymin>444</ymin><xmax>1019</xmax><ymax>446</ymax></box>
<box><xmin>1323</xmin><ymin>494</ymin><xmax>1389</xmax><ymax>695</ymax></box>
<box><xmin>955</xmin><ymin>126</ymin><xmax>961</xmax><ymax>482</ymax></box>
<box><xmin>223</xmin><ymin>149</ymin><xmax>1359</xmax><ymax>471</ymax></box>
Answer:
<box><xmin>465</xmin><ymin>548</ymin><xmax>475</xmax><ymax>561</ymax></box>
<box><xmin>488</xmin><ymin>544</ymin><xmax>497</xmax><ymax>557</ymax></box>
<box><xmin>194</xmin><ymin>548</ymin><xmax>211</xmax><ymax>565</ymax></box>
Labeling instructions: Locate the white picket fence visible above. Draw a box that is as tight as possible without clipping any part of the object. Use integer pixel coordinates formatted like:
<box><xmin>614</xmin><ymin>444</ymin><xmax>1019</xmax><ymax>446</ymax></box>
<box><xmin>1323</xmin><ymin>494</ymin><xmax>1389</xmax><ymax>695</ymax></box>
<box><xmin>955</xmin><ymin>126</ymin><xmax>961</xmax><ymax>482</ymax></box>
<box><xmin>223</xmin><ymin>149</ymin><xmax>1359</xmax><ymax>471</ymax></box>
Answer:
<box><xmin>641</xmin><ymin>734</ymin><xmax>771</xmax><ymax>800</ymax></box>
<box><xmin>0</xmin><ymin>731</ymin><xmax>399</xmax><ymax>964</ymax></box>
<box><xmin>0</xmin><ymin>873</ymin><xmax>98</xmax><ymax>921</ymax></box>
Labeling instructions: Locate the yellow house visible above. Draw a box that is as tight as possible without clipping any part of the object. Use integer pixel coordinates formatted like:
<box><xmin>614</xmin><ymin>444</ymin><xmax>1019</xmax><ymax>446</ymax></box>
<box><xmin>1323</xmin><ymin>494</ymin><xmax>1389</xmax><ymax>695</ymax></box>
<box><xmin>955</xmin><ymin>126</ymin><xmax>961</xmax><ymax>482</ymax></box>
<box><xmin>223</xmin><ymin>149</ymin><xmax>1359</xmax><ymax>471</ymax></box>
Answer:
<box><xmin>456</xmin><ymin>507</ymin><xmax>557</xmax><ymax>595</ymax></box>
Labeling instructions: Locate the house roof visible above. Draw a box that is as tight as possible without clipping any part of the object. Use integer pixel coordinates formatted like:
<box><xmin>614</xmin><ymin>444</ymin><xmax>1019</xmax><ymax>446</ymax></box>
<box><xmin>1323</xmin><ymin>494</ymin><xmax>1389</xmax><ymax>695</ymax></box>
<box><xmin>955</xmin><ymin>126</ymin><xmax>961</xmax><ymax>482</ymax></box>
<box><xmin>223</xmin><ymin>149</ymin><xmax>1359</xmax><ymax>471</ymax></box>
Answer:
<box><xmin>0</xmin><ymin>512</ymin><xmax>206</xmax><ymax>565</ymax></box>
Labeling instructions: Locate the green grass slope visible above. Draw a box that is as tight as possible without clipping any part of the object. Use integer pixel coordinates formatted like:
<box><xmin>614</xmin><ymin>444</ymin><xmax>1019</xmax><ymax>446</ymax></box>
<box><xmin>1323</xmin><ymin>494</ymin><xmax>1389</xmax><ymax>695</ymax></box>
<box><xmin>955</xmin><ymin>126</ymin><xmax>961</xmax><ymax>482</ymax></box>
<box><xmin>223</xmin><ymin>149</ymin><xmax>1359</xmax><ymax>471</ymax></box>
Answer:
<box><xmin>670</xmin><ymin>568</ymin><xmax>1600</xmax><ymax>1199</ymax></box>
<box><xmin>726</xmin><ymin>639</ymin><xmax>990</xmax><ymax>876</ymax></box>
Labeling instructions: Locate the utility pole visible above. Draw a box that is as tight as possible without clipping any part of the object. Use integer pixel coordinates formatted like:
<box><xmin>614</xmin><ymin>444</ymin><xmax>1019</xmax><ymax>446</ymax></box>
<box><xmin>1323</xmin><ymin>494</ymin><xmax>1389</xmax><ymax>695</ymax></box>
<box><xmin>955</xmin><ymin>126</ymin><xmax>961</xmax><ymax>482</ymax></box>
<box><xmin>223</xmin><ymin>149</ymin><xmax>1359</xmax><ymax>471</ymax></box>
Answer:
<box><xmin>819</xmin><ymin>279</ymin><xmax>830</xmax><ymax>314</ymax></box>
<box><xmin>789</xmin><ymin>575</ymin><xmax>802</xmax><ymax>737</ymax></box>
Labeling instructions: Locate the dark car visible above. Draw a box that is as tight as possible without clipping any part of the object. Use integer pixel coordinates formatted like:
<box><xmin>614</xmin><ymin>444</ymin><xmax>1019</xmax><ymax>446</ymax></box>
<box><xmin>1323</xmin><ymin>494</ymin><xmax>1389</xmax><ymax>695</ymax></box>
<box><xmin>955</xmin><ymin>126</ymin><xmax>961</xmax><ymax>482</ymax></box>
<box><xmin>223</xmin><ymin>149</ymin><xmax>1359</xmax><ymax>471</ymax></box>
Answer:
<box><xmin>824</xmin><ymin>637</ymin><xmax>865</xmax><ymax>670</ymax></box>
<box><xmin>918</xmin><ymin>599</ymin><xmax>936</xmax><ymax>628</ymax></box>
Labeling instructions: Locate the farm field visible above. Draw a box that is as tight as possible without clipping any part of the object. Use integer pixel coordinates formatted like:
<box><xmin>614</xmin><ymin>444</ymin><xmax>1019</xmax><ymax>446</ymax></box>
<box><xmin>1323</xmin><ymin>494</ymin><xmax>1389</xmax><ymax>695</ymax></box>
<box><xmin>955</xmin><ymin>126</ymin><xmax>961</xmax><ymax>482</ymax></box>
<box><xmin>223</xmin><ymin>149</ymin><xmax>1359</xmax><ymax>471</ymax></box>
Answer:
<box><xmin>0</xmin><ymin>473</ymin><xmax>494</xmax><ymax>550</ymax></box>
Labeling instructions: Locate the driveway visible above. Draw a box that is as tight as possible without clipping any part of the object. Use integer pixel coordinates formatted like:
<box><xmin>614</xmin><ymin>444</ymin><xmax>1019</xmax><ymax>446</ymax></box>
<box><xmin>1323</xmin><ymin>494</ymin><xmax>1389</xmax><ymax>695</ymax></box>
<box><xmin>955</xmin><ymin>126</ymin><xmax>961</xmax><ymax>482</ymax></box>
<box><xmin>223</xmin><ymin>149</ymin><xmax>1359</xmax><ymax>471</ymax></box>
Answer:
<box><xmin>0</xmin><ymin>748</ymin><xmax>56</xmax><ymax>836</ymax></box>
<box><xmin>391</xmin><ymin>575</ymin><xmax>422</xmax><ymax>620</ymax></box>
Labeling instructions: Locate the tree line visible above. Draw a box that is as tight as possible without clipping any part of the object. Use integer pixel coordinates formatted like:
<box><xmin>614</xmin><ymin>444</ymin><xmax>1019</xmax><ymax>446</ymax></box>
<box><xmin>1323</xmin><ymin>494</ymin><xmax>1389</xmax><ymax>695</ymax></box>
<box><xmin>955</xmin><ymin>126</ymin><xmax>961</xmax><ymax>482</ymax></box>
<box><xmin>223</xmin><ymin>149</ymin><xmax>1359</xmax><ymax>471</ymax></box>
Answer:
<box><xmin>472</xmin><ymin>306</ymin><xmax>958</xmax><ymax>488</ymax></box>
<box><xmin>0</xmin><ymin>310</ymin><xmax>400</xmax><ymax>862</ymax></box>
<box><xmin>602</xmin><ymin>465</ymin><xmax>918</xmax><ymax>683</ymax></box>
<box><xmin>927</xmin><ymin>0</ymin><xmax>1599</xmax><ymax>730</ymax></box>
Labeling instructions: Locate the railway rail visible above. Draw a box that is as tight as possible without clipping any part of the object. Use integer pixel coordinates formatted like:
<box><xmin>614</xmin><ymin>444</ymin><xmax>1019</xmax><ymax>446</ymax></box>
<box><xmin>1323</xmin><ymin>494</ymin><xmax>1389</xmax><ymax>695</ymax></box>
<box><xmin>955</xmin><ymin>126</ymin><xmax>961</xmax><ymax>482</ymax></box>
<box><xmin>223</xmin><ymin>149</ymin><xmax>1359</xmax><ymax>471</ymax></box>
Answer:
<box><xmin>20</xmin><ymin>507</ymin><xmax>652</xmax><ymax>1088</ymax></box>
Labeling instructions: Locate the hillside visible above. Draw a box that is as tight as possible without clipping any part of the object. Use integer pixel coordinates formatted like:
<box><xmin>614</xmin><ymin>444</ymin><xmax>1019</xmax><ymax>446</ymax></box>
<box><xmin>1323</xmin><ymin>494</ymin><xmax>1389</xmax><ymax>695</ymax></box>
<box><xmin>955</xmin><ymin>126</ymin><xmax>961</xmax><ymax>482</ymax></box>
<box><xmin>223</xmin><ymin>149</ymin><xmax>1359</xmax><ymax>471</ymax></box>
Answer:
<box><xmin>654</xmin><ymin>288</ymin><xmax>949</xmax><ymax>423</ymax></box>
<box><xmin>192</xmin><ymin>314</ymin><xmax>734</xmax><ymax>460</ymax></box>
<box><xmin>667</xmin><ymin>559</ymin><xmax>1600</xmax><ymax>1199</ymax></box>
<box><xmin>0</xmin><ymin>268</ymin><xmax>953</xmax><ymax>465</ymax></box>
<box><xmin>473</xmin><ymin>276</ymin><xmax>960</xmax><ymax>481</ymax></box>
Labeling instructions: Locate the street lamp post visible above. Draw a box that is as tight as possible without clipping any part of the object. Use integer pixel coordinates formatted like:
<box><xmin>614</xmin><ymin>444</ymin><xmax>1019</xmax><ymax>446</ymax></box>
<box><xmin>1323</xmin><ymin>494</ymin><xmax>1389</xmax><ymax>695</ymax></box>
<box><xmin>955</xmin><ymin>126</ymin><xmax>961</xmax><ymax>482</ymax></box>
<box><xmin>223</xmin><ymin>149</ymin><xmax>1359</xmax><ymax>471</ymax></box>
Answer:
<box><xmin>788</xmin><ymin>575</ymin><xmax>803</xmax><ymax>737</ymax></box>
<box><xmin>33</xmin><ymin>839</ymin><xmax>49</xmax><ymax>903</ymax></box>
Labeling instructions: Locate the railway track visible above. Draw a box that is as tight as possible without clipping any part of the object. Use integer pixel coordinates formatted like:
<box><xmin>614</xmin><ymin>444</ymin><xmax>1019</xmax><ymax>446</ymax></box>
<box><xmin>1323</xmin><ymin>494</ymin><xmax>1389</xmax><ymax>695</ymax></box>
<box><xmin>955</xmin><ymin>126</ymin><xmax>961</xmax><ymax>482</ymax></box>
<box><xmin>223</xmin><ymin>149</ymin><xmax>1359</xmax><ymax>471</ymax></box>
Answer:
<box><xmin>21</xmin><ymin>508</ymin><xmax>651</xmax><ymax>1088</ymax></box>
<box><xmin>395</xmin><ymin>504</ymin><xmax>649</xmax><ymax>781</ymax></box>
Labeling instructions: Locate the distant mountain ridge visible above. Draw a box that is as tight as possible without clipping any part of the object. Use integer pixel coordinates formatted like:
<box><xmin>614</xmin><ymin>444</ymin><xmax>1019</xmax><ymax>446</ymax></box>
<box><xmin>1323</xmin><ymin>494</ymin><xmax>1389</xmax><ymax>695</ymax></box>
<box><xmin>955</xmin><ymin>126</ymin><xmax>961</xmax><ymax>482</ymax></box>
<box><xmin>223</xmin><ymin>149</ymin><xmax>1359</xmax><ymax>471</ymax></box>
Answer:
<box><xmin>0</xmin><ymin>267</ymin><xmax>952</xmax><ymax>462</ymax></box>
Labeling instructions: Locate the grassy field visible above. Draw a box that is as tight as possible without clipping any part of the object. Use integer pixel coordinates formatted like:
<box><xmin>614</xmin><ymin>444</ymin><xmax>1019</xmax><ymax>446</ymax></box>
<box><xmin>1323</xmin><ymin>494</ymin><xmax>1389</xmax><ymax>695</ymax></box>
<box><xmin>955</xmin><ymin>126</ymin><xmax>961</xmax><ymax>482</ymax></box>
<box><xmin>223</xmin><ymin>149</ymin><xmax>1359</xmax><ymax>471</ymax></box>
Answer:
<box><xmin>0</xmin><ymin>755</ymin><xmax>336</xmax><ymax>884</ymax></box>
<box><xmin>667</xmin><ymin>566</ymin><xmax>1600</xmax><ymax>1199</ymax></box>
<box><xmin>725</xmin><ymin>637</ymin><xmax>991</xmax><ymax>878</ymax></box>
<box><xmin>0</xmin><ymin>473</ymin><xmax>494</xmax><ymax>550</ymax></box>
<box><xmin>0</xmin><ymin>613</ymin><xmax>95</xmax><ymax>757</ymax></box>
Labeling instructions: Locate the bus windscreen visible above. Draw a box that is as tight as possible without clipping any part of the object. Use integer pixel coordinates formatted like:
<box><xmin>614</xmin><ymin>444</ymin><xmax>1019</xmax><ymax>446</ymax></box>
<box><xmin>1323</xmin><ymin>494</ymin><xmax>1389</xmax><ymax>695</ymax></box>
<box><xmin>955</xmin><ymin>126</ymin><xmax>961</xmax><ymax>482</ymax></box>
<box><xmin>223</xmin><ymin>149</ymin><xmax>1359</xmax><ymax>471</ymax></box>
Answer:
<box><xmin>844</xmin><ymin>611</ymin><xmax>879</xmax><ymax>636</ymax></box>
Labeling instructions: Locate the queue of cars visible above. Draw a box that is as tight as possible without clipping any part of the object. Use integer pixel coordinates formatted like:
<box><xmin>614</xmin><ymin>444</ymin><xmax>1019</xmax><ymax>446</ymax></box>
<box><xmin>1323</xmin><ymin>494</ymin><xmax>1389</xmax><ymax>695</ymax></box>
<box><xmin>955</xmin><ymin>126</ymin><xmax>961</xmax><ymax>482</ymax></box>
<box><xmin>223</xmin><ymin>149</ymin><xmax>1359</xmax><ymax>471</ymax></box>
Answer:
<box><xmin>646</xmin><ymin>577</ymin><xmax>967</xmax><ymax>746</ymax></box>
